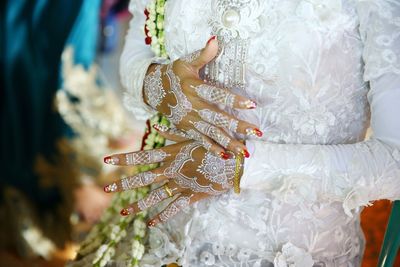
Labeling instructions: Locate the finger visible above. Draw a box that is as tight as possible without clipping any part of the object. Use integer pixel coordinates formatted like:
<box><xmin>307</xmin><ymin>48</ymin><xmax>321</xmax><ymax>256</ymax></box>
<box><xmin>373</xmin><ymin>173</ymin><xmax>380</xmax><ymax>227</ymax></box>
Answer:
<box><xmin>191</xmin><ymin>120</ymin><xmax>249</xmax><ymax>158</ymax></box>
<box><xmin>153</xmin><ymin>124</ymin><xmax>189</xmax><ymax>142</ymax></box>
<box><xmin>104</xmin><ymin>147</ymin><xmax>172</xmax><ymax>166</ymax></box>
<box><xmin>180</xmin><ymin>36</ymin><xmax>219</xmax><ymax>70</ymax></box>
<box><xmin>120</xmin><ymin>180</ymin><xmax>183</xmax><ymax>217</ymax></box>
<box><xmin>187</xmin><ymin>80</ymin><xmax>257</xmax><ymax>109</ymax></box>
<box><xmin>197</xmin><ymin>108</ymin><xmax>263</xmax><ymax>137</ymax></box>
<box><xmin>154</xmin><ymin>123</ymin><xmax>230</xmax><ymax>159</ymax></box>
<box><xmin>103</xmin><ymin>165</ymin><xmax>168</xmax><ymax>193</ymax></box>
<box><xmin>183</xmin><ymin>128</ymin><xmax>230</xmax><ymax>159</ymax></box>
<box><xmin>146</xmin><ymin>191</ymin><xmax>198</xmax><ymax>227</ymax></box>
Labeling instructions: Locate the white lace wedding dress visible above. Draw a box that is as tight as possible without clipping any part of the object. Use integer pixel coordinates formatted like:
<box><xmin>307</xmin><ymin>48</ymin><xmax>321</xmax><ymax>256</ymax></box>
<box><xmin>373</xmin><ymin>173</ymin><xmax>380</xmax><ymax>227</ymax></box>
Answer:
<box><xmin>121</xmin><ymin>0</ymin><xmax>400</xmax><ymax>266</ymax></box>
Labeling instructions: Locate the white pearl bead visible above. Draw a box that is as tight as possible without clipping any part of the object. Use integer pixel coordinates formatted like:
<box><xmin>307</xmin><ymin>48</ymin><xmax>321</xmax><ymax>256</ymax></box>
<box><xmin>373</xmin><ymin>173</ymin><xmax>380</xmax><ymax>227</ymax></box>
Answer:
<box><xmin>222</xmin><ymin>9</ymin><xmax>240</xmax><ymax>28</ymax></box>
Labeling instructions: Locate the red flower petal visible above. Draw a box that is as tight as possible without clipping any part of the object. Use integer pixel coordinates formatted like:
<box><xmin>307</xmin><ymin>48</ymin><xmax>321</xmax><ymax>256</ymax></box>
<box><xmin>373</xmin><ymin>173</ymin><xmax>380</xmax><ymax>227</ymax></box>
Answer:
<box><xmin>145</xmin><ymin>36</ymin><xmax>152</xmax><ymax>45</ymax></box>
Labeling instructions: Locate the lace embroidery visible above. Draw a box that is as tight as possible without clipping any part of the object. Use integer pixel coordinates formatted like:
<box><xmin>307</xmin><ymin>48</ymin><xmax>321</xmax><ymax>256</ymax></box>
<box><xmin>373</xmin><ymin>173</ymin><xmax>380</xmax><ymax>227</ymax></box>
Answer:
<box><xmin>204</xmin><ymin>0</ymin><xmax>263</xmax><ymax>89</ymax></box>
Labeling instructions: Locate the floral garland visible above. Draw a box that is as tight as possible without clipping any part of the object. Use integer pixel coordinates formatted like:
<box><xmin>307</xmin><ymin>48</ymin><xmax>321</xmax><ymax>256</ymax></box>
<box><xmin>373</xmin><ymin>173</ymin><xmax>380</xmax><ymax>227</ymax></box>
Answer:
<box><xmin>76</xmin><ymin>117</ymin><xmax>169</xmax><ymax>267</ymax></box>
<box><xmin>144</xmin><ymin>0</ymin><xmax>168</xmax><ymax>58</ymax></box>
<box><xmin>73</xmin><ymin>1</ymin><xmax>169</xmax><ymax>267</ymax></box>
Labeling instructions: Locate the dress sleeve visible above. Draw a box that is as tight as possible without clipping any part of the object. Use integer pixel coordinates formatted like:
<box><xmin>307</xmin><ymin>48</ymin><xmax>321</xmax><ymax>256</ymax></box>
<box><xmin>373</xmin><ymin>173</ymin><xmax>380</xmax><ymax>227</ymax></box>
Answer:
<box><xmin>120</xmin><ymin>0</ymin><xmax>160</xmax><ymax>120</ymax></box>
<box><xmin>240</xmin><ymin>0</ymin><xmax>400</xmax><ymax>217</ymax></box>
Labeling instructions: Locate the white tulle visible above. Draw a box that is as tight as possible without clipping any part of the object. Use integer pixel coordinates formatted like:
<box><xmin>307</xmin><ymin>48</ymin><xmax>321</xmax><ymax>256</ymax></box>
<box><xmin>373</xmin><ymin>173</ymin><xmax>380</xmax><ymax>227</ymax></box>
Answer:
<box><xmin>120</xmin><ymin>0</ymin><xmax>400</xmax><ymax>266</ymax></box>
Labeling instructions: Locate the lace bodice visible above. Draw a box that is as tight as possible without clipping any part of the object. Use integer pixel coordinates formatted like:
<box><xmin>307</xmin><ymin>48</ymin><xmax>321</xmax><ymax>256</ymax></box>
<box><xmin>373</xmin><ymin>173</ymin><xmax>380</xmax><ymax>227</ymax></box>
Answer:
<box><xmin>120</xmin><ymin>0</ymin><xmax>400</xmax><ymax>266</ymax></box>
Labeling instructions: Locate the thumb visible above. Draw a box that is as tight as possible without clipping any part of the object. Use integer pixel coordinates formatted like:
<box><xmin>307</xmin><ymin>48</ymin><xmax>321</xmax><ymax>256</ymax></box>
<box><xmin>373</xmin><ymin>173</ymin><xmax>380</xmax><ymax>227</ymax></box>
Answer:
<box><xmin>184</xmin><ymin>36</ymin><xmax>219</xmax><ymax>70</ymax></box>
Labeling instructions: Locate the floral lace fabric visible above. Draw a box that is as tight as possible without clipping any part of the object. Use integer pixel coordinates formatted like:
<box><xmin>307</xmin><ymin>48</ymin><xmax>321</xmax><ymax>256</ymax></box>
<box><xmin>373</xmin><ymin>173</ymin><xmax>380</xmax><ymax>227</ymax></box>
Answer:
<box><xmin>121</xmin><ymin>0</ymin><xmax>400</xmax><ymax>266</ymax></box>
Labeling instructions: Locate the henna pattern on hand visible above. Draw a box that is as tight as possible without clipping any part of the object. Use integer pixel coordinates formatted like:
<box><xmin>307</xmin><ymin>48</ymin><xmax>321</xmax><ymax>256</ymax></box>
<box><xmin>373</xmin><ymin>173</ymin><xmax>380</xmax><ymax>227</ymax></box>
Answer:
<box><xmin>193</xmin><ymin>121</ymin><xmax>231</xmax><ymax>148</ymax></box>
<box><xmin>138</xmin><ymin>186</ymin><xmax>170</xmax><ymax>211</ymax></box>
<box><xmin>185</xmin><ymin>129</ymin><xmax>213</xmax><ymax>150</ymax></box>
<box><xmin>159</xmin><ymin>196</ymin><xmax>191</xmax><ymax>222</ymax></box>
<box><xmin>198</xmin><ymin>109</ymin><xmax>239</xmax><ymax>133</ymax></box>
<box><xmin>166</xmin><ymin>64</ymin><xmax>192</xmax><ymax>124</ymax></box>
<box><xmin>197</xmin><ymin>152</ymin><xmax>235</xmax><ymax>189</ymax></box>
<box><xmin>125</xmin><ymin>150</ymin><xmax>168</xmax><ymax>165</ymax></box>
<box><xmin>164</xmin><ymin>142</ymin><xmax>221</xmax><ymax>195</ymax></box>
<box><xmin>181</xmin><ymin>50</ymin><xmax>201</xmax><ymax>64</ymax></box>
<box><xmin>121</xmin><ymin>172</ymin><xmax>158</xmax><ymax>191</ymax></box>
<box><xmin>144</xmin><ymin>64</ymin><xmax>166</xmax><ymax>109</ymax></box>
<box><xmin>193</xmin><ymin>84</ymin><xmax>235</xmax><ymax>108</ymax></box>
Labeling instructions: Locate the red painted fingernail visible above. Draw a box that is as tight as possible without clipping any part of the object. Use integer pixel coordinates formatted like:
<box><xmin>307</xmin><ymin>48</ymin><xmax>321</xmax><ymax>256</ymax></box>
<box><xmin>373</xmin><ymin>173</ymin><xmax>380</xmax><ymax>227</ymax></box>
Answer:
<box><xmin>240</xmin><ymin>100</ymin><xmax>257</xmax><ymax>109</ymax></box>
<box><xmin>153</xmin><ymin>124</ymin><xmax>169</xmax><ymax>132</ymax></box>
<box><xmin>254</xmin><ymin>128</ymin><xmax>263</xmax><ymax>137</ymax></box>
<box><xmin>207</xmin><ymin>35</ymin><xmax>217</xmax><ymax>45</ymax></box>
<box><xmin>104</xmin><ymin>156</ymin><xmax>119</xmax><ymax>165</ymax></box>
<box><xmin>104</xmin><ymin>156</ymin><xmax>111</xmax><ymax>163</ymax></box>
<box><xmin>220</xmin><ymin>151</ymin><xmax>231</xmax><ymax>160</ymax></box>
<box><xmin>120</xmin><ymin>208</ymin><xmax>130</xmax><ymax>216</ymax></box>
<box><xmin>104</xmin><ymin>183</ymin><xmax>117</xmax><ymax>193</ymax></box>
<box><xmin>246</xmin><ymin>128</ymin><xmax>263</xmax><ymax>137</ymax></box>
<box><xmin>147</xmin><ymin>219</ymin><xmax>157</xmax><ymax>228</ymax></box>
<box><xmin>243</xmin><ymin>149</ymin><xmax>250</xmax><ymax>158</ymax></box>
<box><xmin>247</xmin><ymin>101</ymin><xmax>257</xmax><ymax>109</ymax></box>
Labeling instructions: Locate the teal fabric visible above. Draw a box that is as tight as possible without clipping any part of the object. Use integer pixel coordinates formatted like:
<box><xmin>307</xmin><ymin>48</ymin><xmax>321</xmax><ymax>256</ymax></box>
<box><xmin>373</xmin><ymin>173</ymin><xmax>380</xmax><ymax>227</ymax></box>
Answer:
<box><xmin>0</xmin><ymin>0</ymin><xmax>99</xmax><ymax>211</ymax></box>
<box><xmin>378</xmin><ymin>200</ymin><xmax>400</xmax><ymax>267</ymax></box>
<box><xmin>66</xmin><ymin>0</ymin><xmax>101</xmax><ymax>69</ymax></box>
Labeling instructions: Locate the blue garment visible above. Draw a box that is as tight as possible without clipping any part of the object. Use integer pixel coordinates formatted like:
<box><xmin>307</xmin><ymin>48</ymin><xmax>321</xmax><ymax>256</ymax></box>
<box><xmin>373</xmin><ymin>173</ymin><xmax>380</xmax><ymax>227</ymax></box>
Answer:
<box><xmin>67</xmin><ymin>0</ymin><xmax>101</xmax><ymax>68</ymax></box>
<box><xmin>0</xmin><ymin>0</ymin><xmax>100</xmax><ymax>212</ymax></box>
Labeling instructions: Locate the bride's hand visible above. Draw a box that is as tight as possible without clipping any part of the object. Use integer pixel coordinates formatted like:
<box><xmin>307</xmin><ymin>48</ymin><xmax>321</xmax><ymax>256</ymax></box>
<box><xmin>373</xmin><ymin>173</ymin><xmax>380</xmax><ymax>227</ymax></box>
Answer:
<box><xmin>103</xmin><ymin>140</ymin><xmax>241</xmax><ymax>227</ymax></box>
<box><xmin>143</xmin><ymin>36</ymin><xmax>262</xmax><ymax>158</ymax></box>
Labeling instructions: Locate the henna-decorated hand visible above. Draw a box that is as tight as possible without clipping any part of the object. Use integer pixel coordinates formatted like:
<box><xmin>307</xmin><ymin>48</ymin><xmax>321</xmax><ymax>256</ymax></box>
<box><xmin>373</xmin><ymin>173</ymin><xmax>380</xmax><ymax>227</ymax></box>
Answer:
<box><xmin>143</xmin><ymin>36</ymin><xmax>262</xmax><ymax>159</ymax></box>
<box><xmin>103</xmin><ymin>140</ymin><xmax>242</xmax><ymax>227</ymax></box>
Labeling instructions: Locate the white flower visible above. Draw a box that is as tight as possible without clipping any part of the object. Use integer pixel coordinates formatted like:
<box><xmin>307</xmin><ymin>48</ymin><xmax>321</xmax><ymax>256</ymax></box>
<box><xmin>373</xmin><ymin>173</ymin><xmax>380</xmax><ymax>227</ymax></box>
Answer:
<box><xmin>342</xmin><ymin>187</ymin><xmax>372</xmax><ymax>217</ymax></box>
<box><xmin>148</xmin><ymin>228</ymin><xmax>173</xmax><ymax>259</ymax></box>
<box><xmin>225</xmin><ymin>244</ymin><xmax>238</xmax><ymax>257</ymax></box>
<box><xmin>392</xmin><ymin>149</ymin><xmax>400</xmax><ymax>162</ymax></box>
<box><xmin>93</xmin><ymin>244</ymin><xmax>109</xmax><ymax>265</ymax></box>
<box><xmin>110</xmin><ymin>225</ymin><xmax>120</xmax><ymax>240</ymax></box>
<box><xmin>133</xmin><ymin>219</ymin><xmax>147</xmax><ymax>238</ymax></box>
<box><xmin>296</xmin><ymin>0</ymin><xmax>342</xmax><ymax>20</ymax></box>
<box><xmin>212</xmin><ymin>243</ymin><xmax>226</xmax><ymax>255</ymax></box>
<box><xmin>273</xmin><ymin>242</ymin><xmax>314</xmax><ymax>267</ymax></box>
<box><xmin>292</xmin><ymin>109</ymin><xmax>336</xmax><ymax>137</ymax></box>
<box><xmin>237</xmin><ymin>248</ymin><xmax>253</xmax><ymax>261</ymax></box>
<box><xmin>274</xmin><ymin>252</ymin><xmax>288</xmax><ymax>267</ymax></box>
<box><xmin>99</xmin><ymin>247</ymin><xmax>115</xmax><ymax>267</ymax></box>
<box><xmin>200</xmin><ymin>251</ymin><xmax>216</xmax><ymax>265</ymax></box>
<box><xmin>382</xmin><ymin>49</ymin><xmax>397</xmax><ymax>64</ymax></box>
<box><xmin>131</xmin><ymin>240</ymin><xmax>145</xmax><ymax>259</ymax></box>
<box><xmin>271</xmin><ymin>174</ymin><xmax>317</xmax><ymax>206</ymax></box>
<box><xmin>334</xmin><ymin>227</ymin><xmax>344</xmax><ymax>243</ymax></box>
<box><xmin>375</xmin><ymin>35</ymin><xmax>393</xmax><ymax>46</ymax></box>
